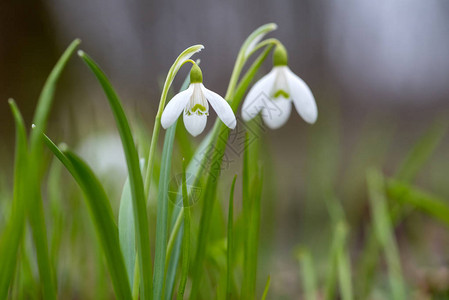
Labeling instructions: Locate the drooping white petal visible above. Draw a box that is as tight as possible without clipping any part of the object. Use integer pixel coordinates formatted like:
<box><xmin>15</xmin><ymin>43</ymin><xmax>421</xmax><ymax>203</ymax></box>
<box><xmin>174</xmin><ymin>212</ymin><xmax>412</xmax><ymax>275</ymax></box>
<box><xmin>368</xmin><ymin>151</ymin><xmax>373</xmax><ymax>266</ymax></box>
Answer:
<box><xmin>201</xmin><ymin>84</ymin><xmax>236</xmax><ymax>129</ymax></box>
<box><xmin>261</xmin><ymin>97</ymin><xmax>292</xmax><ymax>129</ymax></box>
<box><xmin>183</xmin><ymin>113</ymin><xmax>207</xmax><ymax>137</ymax></box>
<box><xmin>161</xmin><ymin>85</ymin><xmax>194</xmax><ymax>129</ymax></box>
<box><xmin>285</xmin><ymin>67</ymin><xmax>318</xmax><ymax>124</ymax></box>
<box><xmin>241</xmin><ymin>69</ymin><xmax>277</xmax><ymax>121</ymax></box>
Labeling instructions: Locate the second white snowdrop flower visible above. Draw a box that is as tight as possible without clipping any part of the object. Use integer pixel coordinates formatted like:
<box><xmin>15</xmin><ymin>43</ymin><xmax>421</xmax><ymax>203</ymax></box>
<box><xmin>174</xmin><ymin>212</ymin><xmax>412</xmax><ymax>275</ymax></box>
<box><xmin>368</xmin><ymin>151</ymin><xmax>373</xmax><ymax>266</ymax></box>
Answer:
<box><xmin>161</xmin><ymin>64</ymin><xmax>236</xmax><ymax>136</ymax></box>
<box><xmin>242</xmin><ymin>44</ymin><xmax>318</xmax><ymax>129</ymax></box>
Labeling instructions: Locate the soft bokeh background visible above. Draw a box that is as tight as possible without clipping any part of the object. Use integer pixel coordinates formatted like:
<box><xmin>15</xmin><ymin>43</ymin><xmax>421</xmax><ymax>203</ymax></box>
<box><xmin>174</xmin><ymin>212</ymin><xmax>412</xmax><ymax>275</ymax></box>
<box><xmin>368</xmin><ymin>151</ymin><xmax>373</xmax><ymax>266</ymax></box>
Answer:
<box><xmin>1</xmin><ymin>0</ymin><xmax>449</xmax><ymax>298</ymax></box>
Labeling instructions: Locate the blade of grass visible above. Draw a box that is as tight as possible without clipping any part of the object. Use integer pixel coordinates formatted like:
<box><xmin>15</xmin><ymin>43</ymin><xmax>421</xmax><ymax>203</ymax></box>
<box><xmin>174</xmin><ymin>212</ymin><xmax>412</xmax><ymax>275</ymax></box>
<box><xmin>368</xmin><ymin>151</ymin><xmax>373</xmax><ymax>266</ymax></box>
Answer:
<box><xmin>336</xmin><ymin>224</ymin><xmax>353</xmax><ymax>300</ymax></box>
<box><xmin>356</xmin><ymin>119</ymin><xmax>448</xmax><ymax>297</ymax></box>
<box><xmin>261</xmin><ymin>276</ymin><xmax>271</xmax><ymax>300</ymax></box>
<box><xmin>324</xmin><ymin>220</ymin><xmax>346</xmax><ymax>300</ymax></box>
<box><xmin>226</xmin><ymin>175</ymin><xmax>237</xmax><ymax>299</ymax></box>
<box><xmin>367</xmin><ymin>169</ymin><xmax>405</xmax><ymax>300</ymax></box>
<box><xmin>43</xmin><ymin>136</ymin><xmax>132</xmax><ymax>299</ymax></box>
<box><xmin>27</xmin><ymin>39</ymin><xmax>80</xmax><ymax>300</ymax></box>
<box><xmin>153</xmin><ymin>120</ymin><xmax>177</xmax><ymax>299</ymax></box>
<box><xmin>242</xmin><ymin>166</ymin><xmax>264</xmax><ymax>299</ymax></box>
<box><xmin>119</xmin><ymin>179</ymin><xmax>136</xmax><ymax>287</ymax></box>
<box><xmin>387</xmin><ymin>180</ymin><xmax>449</xmax><ymax>227</ymax></box>
<box><xmin>395</xmin><ymin>118</ymin><xmax>448</xmax><ymax>183</ymax></box>
<box><xmin>0</xmin><ymin>100</ymin><xmax>28</xmax><ymax>299</ymax></box>
<box><xmin>78</xmin><ymin>51</ymin><xmax>152</xmax><ymax>300</ymax></box>
<box><xmin>177</xmin><ymin>159</ymin><xmax>191</xmax><ymax>299</ymax></box>
<box><xmin>164</xmin><ymin>131</ymin><xmax>214</xmax><ymax>300</ymax></box>
<box><xmin>296</xmin><ymin>248</ymin><xmax>318</xmax><ymax>300</ymax></box>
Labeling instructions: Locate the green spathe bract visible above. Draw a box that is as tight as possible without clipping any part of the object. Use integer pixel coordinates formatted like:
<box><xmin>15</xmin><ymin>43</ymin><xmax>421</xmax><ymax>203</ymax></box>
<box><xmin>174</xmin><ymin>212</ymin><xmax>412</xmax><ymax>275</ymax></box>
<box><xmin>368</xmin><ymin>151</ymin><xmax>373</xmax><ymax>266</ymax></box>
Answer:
<box><xmin>190</xmin><ymin>63</ymin><xmax>203</xmax><ymax>83</ymax></box>
<box><xmin>273</xmin><ymin>43</ymin><xmax>288</xmax><ymax>66</ymax></box>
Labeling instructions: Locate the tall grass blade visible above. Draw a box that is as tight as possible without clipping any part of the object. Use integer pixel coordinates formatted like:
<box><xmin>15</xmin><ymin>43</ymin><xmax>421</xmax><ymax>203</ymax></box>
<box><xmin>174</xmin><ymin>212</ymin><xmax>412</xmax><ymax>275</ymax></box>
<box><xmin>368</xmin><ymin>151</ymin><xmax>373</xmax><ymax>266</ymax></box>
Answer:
<box><xmin>242</xmin><ymin>166</ymin><xmax>264</xmax><ymax>299</ymax></box>
<box><xmin>387</xmin><ymin>180</ymin><xmax>449</xmax><ymax>227</ymax></box>
<box><xmin>226</xmin><ymin>175</ymin><xmax>237</xmax><ymax>299</ymax></box>
<box><xmin>78</xmin><ymin>51</ymin><xmax>152</xmax><ymax>299</ymax></box>
<box><xmin>119</xmin><ymin>179</ymin><xmax>136</xmax><ymax>287</ymax></box>
<box><xmin>27</xmin><ymin>39</ymin><xmax>80</xmax><ymax>300</ymax></box>
<box><xmin>296</xmin><ymin>248</ymin><xmax>318</xmax><ymax>300</ymax></box>
<box><xmin>395</xmin><ymin>118</ymin><xmax>448</xmax><ymax>183</ymax></box>
<box><xmin>153</xmin><ymin>120</ymin><xmax>177</xmax><ymax>299</ymax></box>
<box><xmin>261</xmin><ymin>276</ymin><xmax>271</xmax><ymax>300</ymax></box>
<box><xmin>367</xmin><ymin>169</ymin><xmax>405</xmax><ymax>300</ymax></box>
<box><xmin>44</xmin><ymin>140</ymin><xmax>131</xmax><ymax>297</ymax></box>
<box><xmin>43</xmin><ymin>136</ymin><xmax>132</xmax><ymax>299</ymax></box>
<box><xmin>0</xmin><ymin>100</ymin><xmax>28</xmax><ymax>299</ymax></box>
<box><xmin>356</xmin><ymin>119</ymin><xmax>447</xmax><ymax>297</ymax></box>
<box><xmin>177</xmin><ymin>159</ymin><xmax>191</xmax><ymax>299</ymax></box>
<box><xmin>336</xmin><ymin>224</ymin><xmax>353</xmax><ymax>300</ymax></box>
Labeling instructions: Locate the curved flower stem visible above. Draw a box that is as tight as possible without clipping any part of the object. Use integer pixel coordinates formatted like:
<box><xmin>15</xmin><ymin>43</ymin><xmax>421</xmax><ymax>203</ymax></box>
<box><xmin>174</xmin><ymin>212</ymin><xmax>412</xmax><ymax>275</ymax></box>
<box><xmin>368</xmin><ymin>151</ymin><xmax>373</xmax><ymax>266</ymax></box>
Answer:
<box><xmin>144</xmin><ymin>48</ymin><xmax>202</xmax><ymax>200</ymax></box>
<box><xmin>245</xmin><ymin>38</ymin><xmax>281</xmax><ymax>59</ymax></box>
<box><xmin>225</xmin><ymin>23</ymin><xmax>278</xmax><ymax>101</ymax></box>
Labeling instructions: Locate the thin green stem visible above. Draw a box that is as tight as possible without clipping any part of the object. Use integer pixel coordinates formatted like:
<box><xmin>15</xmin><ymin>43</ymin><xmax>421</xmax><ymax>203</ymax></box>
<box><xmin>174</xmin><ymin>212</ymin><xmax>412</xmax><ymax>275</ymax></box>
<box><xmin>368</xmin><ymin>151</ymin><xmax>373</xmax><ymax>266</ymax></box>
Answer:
<box><xmin>226</xmin><ymin>175</ymin><xmax>237</xmax><ymax>299</ymax></box>
<box><xmin>144</xmin><ymin>48</ymin><xmax>203</xmax><ymax>200</ymax></box>
<box><xmin>177</xmin><ymin>159</ymin><xmax>191</xmax><ymax>299</ymax></box>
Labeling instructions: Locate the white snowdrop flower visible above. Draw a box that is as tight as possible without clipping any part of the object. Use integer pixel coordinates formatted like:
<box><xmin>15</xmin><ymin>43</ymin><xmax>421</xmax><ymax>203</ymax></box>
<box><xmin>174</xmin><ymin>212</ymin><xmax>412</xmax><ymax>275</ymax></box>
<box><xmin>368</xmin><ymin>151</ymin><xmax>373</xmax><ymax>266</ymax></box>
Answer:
<box><xmin>241</xmin><ymin>44</ymin><xmax>318</xmax><ymax>129</ymax></box>
<box><xmin>161</xmin><ymin>64</ymin><xmax>236</xmax><ymax>136</ymax></box>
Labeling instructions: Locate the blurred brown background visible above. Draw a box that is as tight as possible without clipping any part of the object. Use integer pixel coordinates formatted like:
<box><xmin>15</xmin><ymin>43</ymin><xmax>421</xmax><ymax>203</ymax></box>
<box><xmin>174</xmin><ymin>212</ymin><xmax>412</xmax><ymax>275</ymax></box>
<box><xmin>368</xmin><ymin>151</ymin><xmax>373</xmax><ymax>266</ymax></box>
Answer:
<box><xmin>2</xmin><ymin>0</ymin><xmax>449</xmax><ymax>137</ymax></box>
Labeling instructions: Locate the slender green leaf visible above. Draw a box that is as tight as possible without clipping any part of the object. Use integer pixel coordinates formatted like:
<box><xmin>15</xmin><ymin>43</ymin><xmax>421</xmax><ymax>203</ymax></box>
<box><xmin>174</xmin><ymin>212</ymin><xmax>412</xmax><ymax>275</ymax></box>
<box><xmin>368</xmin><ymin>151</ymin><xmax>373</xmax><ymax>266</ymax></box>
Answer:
<box><xmin>27</xmin><ymin>39</ymin><xmax>80</xmax><ymax>300</ymax></box>
<box><xmin>336</xmin><ymin>224</ymin><xmax>353</xmax><ymax>300</ymax></box>
<box><xmin>0</xmin><ymin>100</ymin><xmax>28</xmax><ymax>299</ymax></box>
<box><xmin>261</xmin><ymin>276</ymin><xmax>271</xmax><ymax>300</ymax></box>
<box><xmin>226</xmin><ymin>175</ymin><xmax>237</xmax><ymax>299</ymax></box>
<box><xmin>43</xmin><ymin>136</ymin><xmax>132</xmax><ymax>299</ymax></box>
<box><xmin>296</xmin><ymin>248</ymin><xmax>318</xmax><ymax>300</ymax></box>
<box><xmin>153</xmin><ymin>120</ymin><xmax>177</xmax><ymax>299</ymax></box>
<box><xmin>367</xmin><ymin>169</ymin><xmax>405</xmax><ymax>300</ymax></box>
<box><xmin>30</xmin><ymin>39</ymin><xmax>81</xmax><ymax>146</ymax></box>
<box><xmin>177</xmin><ymin>159</ymin><xmax>191</xmax><ymax>299</ymax></box>
<box><xmin>356</xmin><ymin>118</ymin><xmax>447</xmax><ymax>297</ymax></box>
<box><xmin>395</xmin><ymin>118</ymin><xmax>448</xmax><ymax>183</ymax></box>
<box><xmin>119</xmin><ymin>179</ymin><xmax>136</xmax><ymax>287</ymax></box>
<box><xmin>164</xmin><ymin>131</ymin><xmax>214</xmax><ymax>300</ymax></box>
<box><xmin>387</xmin><ymin>180</ymin><xmax>449</xmax><ymax>226</ymax></box>
<box><xmin>242</xmin><ymin>166</ymin><xmax>264</xmax><ymax>299</ymax></box>
<box><xmin>324</xmin><ymin>221</ymin><xmax>345</xmax><ymax>300</ymax></box>
<box><xmin>78</xmin><ymin>50</ymin><xmax>152</xmax><ymax>299</ymax></box>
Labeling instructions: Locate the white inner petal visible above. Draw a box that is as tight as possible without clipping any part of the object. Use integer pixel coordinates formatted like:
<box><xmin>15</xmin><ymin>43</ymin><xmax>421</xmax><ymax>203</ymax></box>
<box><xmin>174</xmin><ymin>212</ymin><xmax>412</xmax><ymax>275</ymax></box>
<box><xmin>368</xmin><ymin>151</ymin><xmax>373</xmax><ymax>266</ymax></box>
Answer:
<box><xmin>271</xmin><ymin>67</ymin><xmax>290</xmax><ymax>99</ymax></box>
<box><xmin>185</xmin><ymin>83</ymin><xmax>209</xmax><ymax>116</ymax></box>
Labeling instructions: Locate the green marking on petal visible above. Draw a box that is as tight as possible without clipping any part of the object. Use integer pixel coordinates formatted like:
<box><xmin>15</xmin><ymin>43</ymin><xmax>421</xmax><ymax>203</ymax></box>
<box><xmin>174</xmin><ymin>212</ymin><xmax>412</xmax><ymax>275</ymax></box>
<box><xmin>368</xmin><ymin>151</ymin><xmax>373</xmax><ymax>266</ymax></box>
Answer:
<box><xmin>273</xmin><ymin>89</ymin><xmax>289</xmax><ymax>99</ymax></box>
<box><xmin>192</xmin><ymin>104</ymin><xmax>206</xmax><ymax>113</ymax></box>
